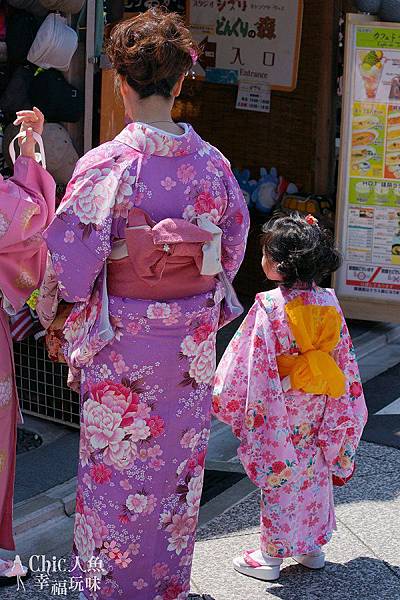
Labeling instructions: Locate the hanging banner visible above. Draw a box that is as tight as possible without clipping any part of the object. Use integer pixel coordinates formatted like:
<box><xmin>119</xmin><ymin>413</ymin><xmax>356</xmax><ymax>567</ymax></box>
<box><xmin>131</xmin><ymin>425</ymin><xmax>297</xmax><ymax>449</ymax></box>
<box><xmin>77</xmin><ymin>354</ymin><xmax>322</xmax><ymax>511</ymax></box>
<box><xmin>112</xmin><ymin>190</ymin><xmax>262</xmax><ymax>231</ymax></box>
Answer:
<box><xmin>335</xmin><ymin>14</ymin><xmax>400</xmax><ymax>323</ymax></box>
<box><xmin>188</xmin><ymin>0</ymin><xmax>303</xmax><ymax>91</ymax></box>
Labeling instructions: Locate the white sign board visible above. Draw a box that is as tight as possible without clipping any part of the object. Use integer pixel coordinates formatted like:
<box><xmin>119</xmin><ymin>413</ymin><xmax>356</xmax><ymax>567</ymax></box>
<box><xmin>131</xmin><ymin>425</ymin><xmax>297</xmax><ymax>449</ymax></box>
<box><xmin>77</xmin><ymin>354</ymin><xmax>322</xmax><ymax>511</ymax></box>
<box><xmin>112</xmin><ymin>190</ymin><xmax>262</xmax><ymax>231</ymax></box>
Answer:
<box><xmin>188</xmin><ymin>0</ymin><xmax>303</xmax><ymax>90</ymax></box>
<box><xmin>335</xmin><ymin>14</ymin><xmax>400</xmax><ymax>322</ymax></box>
<box><xmin>236</xmin><ymin>80</ymin><xmax>271</xmax><ymax>112</ymax></box>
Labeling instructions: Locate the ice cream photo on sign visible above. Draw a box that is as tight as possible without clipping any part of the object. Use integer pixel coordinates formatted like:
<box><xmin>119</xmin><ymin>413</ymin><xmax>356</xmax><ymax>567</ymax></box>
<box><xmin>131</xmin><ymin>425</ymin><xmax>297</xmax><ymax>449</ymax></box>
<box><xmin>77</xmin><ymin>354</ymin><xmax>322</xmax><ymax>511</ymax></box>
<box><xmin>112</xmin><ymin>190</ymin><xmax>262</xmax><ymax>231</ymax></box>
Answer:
<box><xmin>358</xmin><ymin>50</ymin><xmax>384</xmax><ymax>99</ymax></box>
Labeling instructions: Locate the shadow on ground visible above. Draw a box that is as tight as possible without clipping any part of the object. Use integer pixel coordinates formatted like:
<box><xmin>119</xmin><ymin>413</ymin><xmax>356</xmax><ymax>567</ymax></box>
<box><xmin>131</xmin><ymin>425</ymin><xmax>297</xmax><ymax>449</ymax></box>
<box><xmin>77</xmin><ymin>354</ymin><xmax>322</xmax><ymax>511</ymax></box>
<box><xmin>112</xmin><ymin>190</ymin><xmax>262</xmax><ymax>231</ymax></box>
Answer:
<box><xmin>264</xmin><ymin>557</ymin><xmax>400</xmax><ymax>600</ymax></box>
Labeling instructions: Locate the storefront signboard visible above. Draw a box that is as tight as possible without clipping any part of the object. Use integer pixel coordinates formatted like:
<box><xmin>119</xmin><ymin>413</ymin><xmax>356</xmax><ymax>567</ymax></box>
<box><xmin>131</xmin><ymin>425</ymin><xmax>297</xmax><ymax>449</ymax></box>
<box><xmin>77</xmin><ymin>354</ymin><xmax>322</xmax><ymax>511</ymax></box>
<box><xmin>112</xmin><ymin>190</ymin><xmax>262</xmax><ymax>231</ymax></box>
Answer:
<box><xmin>335</xmin><ymin>14</ymin><xmax>400</xmax><ymax>322</ymax></box>
<box><xmin>188</xmin><ymin>0</ymin><xmax>303</xmax><ymax>91</ymax></box>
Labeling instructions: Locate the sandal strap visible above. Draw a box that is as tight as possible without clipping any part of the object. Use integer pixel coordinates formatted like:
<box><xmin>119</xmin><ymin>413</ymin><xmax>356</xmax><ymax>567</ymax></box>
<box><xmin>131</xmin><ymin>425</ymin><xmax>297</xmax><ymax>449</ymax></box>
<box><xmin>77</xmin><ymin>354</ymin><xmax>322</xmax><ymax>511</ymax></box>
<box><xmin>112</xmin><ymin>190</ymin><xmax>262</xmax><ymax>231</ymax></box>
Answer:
<box><xmin>243</xmin><ymin>550</ymin><xmax>262</xmax><ymax>568</ymax></box>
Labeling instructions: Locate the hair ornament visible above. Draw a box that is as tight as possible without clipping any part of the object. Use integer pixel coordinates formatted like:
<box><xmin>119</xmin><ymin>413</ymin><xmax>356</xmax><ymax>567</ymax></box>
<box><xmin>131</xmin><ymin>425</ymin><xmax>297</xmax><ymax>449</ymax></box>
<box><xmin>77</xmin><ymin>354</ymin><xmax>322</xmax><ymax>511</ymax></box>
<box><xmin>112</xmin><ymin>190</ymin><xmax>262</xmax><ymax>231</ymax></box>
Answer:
<box><xmin>305</xmin><ymin>214</ymin><xmax>318</xmax><ymax>226</ymax></box>
<box><xmin>189</xmin><ymin>47</ymin><xmax>198</xmax><ymax>65</ymax></box>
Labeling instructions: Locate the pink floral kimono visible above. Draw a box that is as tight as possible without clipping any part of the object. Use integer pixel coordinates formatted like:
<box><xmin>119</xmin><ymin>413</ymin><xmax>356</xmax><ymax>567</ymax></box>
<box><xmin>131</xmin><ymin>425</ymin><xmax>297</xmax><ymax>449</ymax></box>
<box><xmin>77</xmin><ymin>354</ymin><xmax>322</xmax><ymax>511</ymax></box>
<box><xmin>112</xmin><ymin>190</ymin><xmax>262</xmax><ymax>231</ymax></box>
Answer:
<box><xmin>213</xmin><ymin>285</ymin><xmax>368</xmax><ymax>558</ymax></box>
<box><xmin>0</xmin><ymin>156</ymin><xmax>55</xmax><ymax>551</ymax></box>
<box><xmin>44</xmin><ymin>123</ymin><xmax>249</xmax><ymax>599</ymax></box>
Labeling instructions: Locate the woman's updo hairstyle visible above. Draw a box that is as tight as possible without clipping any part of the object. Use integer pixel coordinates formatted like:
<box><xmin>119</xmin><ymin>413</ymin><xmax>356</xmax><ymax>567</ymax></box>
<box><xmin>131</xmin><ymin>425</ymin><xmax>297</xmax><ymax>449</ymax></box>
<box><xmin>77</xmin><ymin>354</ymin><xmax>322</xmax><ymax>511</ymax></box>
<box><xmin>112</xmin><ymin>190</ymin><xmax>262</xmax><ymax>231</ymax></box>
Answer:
<box><xmin>106</xmin><ymin>8</ymin><xmax>199</xmax><ymax>99</ymax></box>
<box><xmin>261</xmin><ymin>212</ymin><xmax>341</xmax><ymax>288</ymax></box>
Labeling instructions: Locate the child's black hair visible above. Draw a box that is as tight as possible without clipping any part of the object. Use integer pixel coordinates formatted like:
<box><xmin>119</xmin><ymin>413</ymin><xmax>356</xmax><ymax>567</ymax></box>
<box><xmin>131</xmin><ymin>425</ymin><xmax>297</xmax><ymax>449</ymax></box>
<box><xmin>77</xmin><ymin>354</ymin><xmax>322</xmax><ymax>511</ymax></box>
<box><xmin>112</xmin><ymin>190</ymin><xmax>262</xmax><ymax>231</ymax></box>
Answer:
<box><xmin>260</xmin><ymin>212</ymin><xmax>342</xmax><ymax>288</ymax></box>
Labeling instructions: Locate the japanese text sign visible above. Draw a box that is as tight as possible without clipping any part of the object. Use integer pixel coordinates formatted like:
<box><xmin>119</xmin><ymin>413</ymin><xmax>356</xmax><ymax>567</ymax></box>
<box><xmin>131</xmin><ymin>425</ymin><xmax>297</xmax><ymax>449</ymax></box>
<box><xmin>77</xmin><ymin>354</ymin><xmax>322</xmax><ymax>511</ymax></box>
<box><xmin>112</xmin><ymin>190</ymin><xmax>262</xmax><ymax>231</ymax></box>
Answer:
<box><xmin>188</xmin><ymin>0</ymin><xmax>303</xmax><ymax>90</ymax></box>
<box><xmin>335</xmin><ymin>15</ymin><xmax>400</xmax><ymax>319</ymax></box>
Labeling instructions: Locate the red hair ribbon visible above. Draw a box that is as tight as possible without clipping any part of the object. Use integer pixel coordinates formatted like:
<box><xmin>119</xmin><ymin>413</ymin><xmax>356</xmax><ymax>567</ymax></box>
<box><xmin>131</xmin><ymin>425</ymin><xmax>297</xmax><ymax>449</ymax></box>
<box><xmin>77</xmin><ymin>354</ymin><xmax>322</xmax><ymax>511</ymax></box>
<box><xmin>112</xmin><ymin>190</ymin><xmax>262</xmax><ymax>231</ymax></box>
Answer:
<box><xmin>305</xmin><ymin>214</ymin><xmax>318</xmax><ymax>226</ymax></box>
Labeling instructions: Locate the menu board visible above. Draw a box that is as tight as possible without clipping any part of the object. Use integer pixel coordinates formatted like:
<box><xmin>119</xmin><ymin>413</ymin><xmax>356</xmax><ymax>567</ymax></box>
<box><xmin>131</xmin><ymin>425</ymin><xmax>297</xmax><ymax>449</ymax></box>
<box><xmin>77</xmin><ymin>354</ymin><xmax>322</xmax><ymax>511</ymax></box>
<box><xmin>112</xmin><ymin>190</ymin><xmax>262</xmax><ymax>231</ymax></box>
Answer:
<box><xmin>188</xmin><ymin>0</ymin><xmax>303</xmax><ymax>90</ymax></box>
<box><xmin>335</xmin><ymin>14</ymin><xmax>400</xmax><ymax>322</ymax></box>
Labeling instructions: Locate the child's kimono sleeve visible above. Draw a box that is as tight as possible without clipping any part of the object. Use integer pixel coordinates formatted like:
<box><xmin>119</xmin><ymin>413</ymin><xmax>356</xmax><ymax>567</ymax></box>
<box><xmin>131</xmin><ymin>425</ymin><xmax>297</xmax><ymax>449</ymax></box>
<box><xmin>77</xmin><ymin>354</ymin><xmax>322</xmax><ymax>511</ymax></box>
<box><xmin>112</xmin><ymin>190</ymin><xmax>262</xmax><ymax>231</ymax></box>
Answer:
<box><xmin>219</xmin><ymin>165</ymin><xmax>249</xmax><ymax>282</ymax></box>
<box><xmin>45</xmin><ymin>152</ymin><xmax>135</xmax><ymax>303</ymax></box>
<box><xmin>213</xmin><ymin>297</ymin><xmax>299</xmax><ymax>490</ymax></box>
<box><xmin>317</xmin><ymin>320</ymin><xmax>368</xmax><ymax>480</ymax></box>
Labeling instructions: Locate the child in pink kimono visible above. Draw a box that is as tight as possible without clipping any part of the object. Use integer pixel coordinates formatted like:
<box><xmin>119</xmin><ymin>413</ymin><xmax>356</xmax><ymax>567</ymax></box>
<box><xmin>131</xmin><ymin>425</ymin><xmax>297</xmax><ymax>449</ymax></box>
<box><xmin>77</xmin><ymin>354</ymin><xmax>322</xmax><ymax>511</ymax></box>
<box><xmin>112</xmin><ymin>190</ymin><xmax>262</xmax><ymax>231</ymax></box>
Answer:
<box><xmin>0</xmin><ymin>107</ymin><xmax>55</xmax><ymax>580</ymax></box>
<box><xmin>212</xmin><ymin>213</ymin><xmax>368</xmax><ymax>581</ymax></box>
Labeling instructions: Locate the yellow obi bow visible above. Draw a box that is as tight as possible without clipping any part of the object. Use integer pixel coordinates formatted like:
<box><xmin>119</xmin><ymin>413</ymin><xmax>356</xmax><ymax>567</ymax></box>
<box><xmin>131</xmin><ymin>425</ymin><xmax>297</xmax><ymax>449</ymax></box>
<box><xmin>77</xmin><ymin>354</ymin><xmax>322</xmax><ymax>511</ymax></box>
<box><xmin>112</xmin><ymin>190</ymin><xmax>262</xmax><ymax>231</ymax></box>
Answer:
<box><xmin>277</xmin><ymin>297</ymin><xmax>346</xmax><ymax>399</ymax></box>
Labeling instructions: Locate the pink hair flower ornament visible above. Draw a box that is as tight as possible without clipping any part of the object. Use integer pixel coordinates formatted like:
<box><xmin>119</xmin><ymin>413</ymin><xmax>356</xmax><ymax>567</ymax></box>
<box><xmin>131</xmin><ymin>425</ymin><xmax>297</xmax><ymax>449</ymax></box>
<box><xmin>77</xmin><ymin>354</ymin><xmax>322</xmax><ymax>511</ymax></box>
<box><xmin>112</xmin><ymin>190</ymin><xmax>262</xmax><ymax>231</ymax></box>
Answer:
<box><xmin>189</xmin><ymin>48</ymin><xmax>198</xmax><ymax>66</ymax></box>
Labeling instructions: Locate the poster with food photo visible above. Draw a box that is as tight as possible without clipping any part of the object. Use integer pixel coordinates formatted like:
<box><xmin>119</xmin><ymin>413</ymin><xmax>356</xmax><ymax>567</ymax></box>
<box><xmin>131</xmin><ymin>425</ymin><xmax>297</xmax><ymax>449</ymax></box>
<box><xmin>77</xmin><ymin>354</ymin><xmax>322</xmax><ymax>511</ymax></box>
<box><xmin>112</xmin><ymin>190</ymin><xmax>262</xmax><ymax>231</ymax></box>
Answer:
<box><xmin>335</xmin><ymin>17</ymin><xmax>400</xmax><ymax>311</ymax></box>
<box><xmin>385</xmin><ymin>105</ymin><xmax>400</xmax><ymax>178</ymax></box>
<box><xmin>351</xmin><ymin>102</ymin><xmax>385</xmax><ymax>178</ymax></box>
<box><xmin>354</xmin><ymin>48</ymin><xmax>400</xmax><ymax>103</ymax></box>
<box><xmin>349</xmin><ymin>178</ymin><xmax>400</xmax><ymax>206</ymax></box>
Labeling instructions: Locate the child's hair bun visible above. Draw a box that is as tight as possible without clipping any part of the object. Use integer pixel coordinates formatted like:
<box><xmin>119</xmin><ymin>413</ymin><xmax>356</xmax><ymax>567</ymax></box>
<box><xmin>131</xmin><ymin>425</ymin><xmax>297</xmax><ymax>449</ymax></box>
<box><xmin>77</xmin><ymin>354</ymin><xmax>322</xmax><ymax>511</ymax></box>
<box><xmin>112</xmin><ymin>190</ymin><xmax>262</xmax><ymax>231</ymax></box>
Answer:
<box><xmin>261</xmin><ymin>212</ymin><xmax>341</xmax><ymax>288</ymax></box>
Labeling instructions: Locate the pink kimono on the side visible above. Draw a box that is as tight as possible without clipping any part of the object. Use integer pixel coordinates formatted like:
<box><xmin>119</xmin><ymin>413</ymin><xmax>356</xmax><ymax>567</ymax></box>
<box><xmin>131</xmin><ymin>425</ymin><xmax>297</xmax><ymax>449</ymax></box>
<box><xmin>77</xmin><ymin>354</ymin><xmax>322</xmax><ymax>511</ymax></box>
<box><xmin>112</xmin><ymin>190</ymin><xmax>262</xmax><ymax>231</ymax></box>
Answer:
<box><xmin>213</xmin><ymin>285</ymin><xmax>368</xmax><ymax>558</ymax></box>
<box><xmin>0</xmin><ymin>156</ymin><xmax>55</xmax><ymax>550</ymax></box>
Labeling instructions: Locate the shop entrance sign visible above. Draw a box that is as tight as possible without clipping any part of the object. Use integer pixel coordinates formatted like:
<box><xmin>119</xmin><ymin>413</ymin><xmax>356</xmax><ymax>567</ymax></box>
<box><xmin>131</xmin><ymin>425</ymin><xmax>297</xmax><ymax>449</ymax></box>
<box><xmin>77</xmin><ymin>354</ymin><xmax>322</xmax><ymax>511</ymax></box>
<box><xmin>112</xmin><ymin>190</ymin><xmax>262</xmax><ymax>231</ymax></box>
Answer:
<box><xmin>188</xmin><ymin>0</ymin><xmax>303</xmax><ymax>91</ymax></box>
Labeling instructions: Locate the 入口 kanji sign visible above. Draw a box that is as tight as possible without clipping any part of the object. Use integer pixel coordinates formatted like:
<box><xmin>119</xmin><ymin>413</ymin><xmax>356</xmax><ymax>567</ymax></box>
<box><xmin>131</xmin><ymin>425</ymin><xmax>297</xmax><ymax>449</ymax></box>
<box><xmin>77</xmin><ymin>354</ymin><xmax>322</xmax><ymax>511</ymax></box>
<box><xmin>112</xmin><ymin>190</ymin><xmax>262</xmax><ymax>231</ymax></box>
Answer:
<box><xmin>188</xmin><ymin>0</ymin><xmax>303</xmax><ymax>90</ymax></box>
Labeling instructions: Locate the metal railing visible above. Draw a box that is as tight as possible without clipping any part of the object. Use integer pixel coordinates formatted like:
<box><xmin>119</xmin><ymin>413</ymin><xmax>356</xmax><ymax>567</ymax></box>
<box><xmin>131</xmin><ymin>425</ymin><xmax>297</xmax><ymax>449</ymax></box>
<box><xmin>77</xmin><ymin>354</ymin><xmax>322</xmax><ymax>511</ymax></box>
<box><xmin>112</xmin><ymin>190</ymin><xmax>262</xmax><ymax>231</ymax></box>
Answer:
<box><xmin>14</xmin><ymin>337</ymin><xmax>80</xmax><ymax>429</ymax></box>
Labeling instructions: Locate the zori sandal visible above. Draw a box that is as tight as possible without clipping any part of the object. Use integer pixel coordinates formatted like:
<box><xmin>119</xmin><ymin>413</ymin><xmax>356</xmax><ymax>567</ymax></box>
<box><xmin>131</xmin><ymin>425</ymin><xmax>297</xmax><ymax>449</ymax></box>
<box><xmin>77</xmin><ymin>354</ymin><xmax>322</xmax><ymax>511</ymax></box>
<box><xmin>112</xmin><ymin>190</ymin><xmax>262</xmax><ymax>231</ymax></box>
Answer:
<box><xmin>232</xmin><ymin>549</ymin><xmax>282</xmax><ymax>581</ymax></box>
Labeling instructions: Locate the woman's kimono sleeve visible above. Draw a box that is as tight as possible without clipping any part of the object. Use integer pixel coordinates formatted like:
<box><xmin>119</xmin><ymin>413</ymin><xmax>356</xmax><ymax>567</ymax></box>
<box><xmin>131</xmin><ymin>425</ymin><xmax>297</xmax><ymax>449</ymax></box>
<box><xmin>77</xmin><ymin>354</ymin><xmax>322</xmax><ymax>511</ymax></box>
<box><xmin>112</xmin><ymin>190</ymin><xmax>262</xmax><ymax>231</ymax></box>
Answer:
<box><xmin>0</xmin><ymin>156</ymin><xmax>55</xmax><ymax>312</ymax></box>
<box><xmin>45</xmin><ymin>153</ymin><xmax>133</xmax><ymax>302</ymax></box>
<box><xmin>213</xmin><ymin>297</ymin><xmax>298</xmax><ymax>490</ymax></box>
<box><xmin>318</xmin><ymin>320</ymin><xmax>368</xmax><ymax>480</ymax></box>
<box><xmin>0</xmin><ymin>157</ymin><xmax>54</xmax><ymax>248</ymax></box>
<box><xmin>219</xmin><ymin>168</ymin><xmax>250</xmax><ymax>282</ymax></box>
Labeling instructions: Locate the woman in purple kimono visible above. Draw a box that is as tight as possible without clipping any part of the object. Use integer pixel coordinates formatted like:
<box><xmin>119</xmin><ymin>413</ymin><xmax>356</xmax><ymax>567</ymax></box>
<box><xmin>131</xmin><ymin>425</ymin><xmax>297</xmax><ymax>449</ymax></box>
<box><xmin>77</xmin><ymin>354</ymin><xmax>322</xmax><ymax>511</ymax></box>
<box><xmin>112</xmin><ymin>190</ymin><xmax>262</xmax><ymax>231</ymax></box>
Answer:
<box><xmin>0</xmin><ymin>108</ymin><xmax>55</xmax><ymax>576</ymax></box>
<box><xmin>45</xmin><ymin>9</ymin><xmax>249</xmax><ymax>600</ymax></box>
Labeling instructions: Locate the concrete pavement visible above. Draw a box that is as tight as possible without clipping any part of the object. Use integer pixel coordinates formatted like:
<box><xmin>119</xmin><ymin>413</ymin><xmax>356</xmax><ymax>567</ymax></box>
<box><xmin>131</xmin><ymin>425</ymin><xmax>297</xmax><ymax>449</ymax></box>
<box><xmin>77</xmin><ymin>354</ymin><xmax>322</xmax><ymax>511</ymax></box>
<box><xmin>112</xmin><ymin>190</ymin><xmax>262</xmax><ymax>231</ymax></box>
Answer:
<box><xmin>1</xmin><ymin>440</ymin><xmax>399</xmax><ymax>599</ymax></box>
<box><xmin>191</xmin><ymin>441</ymin><xmax>400</xmax><ymax>600</ymax></box>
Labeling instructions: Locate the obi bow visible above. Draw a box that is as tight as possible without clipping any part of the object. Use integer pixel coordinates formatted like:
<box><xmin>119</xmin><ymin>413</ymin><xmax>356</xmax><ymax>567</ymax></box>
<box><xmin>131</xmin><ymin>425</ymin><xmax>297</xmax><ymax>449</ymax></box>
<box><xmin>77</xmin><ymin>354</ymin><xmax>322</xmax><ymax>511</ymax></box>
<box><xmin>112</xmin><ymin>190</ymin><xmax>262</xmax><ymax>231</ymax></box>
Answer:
<box><xmin>277</xmin><ymin>297</ymin><xmax>346</xmax><ymax>399</ymax></box>
<box><xmin>108</xmin><ymin>207</ymin><xmax>223</xmax><ymax>300</ymax></box>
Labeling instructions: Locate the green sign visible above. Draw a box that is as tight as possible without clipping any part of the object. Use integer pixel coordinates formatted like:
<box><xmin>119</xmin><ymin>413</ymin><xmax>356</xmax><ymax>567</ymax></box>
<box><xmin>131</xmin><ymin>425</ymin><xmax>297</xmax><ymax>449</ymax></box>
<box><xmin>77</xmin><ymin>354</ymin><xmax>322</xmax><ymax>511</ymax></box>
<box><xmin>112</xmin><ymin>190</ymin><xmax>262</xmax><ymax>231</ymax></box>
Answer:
<box><xmin>349</xmin><ymin>178</ymin><xmax>400</xmax><ymax>207</ymax></box>
<box><xmin>356</xmin><ymin>26</ymin><xmax>400</xmax><ymax>50</ymax></box>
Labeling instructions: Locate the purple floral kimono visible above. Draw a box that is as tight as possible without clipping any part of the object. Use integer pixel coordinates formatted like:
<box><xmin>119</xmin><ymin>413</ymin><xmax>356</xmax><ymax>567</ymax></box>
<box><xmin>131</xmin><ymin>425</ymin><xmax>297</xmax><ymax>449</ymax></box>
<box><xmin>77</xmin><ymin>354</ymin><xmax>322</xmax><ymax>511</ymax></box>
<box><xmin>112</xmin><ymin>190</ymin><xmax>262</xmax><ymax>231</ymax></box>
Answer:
<box><xmin>45</xmin><ymin>123</ymin><xmax>249</xmax><ymax>599</ymax></box>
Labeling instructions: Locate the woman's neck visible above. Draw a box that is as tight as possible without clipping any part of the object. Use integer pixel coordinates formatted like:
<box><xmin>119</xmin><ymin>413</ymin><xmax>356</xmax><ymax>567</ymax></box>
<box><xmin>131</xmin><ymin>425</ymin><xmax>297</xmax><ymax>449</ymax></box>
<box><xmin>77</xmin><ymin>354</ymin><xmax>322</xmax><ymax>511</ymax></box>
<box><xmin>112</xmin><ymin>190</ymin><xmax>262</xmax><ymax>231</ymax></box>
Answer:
<box><xmin>126</xmin><ymin>96</ymin><xmax>184</xmax><ymax>135</ymax></box>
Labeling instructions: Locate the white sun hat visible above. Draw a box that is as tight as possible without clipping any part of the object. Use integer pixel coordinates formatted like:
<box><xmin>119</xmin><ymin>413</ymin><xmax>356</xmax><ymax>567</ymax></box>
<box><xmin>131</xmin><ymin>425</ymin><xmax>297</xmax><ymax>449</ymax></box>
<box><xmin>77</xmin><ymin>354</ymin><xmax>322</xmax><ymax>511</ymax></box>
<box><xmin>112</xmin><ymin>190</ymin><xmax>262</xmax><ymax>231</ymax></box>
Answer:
<box><xmin>27</xmin><ymin>13</ymin><xmax>78</xmax><ymax>72</ymax></box>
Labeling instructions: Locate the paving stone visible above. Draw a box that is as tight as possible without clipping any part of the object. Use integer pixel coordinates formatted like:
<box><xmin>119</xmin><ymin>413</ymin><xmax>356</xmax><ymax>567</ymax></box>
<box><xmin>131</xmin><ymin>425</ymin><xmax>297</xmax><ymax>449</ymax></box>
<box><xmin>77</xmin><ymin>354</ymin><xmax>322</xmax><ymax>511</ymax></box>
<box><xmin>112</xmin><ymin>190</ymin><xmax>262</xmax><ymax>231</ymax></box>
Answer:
<box><xmin>192</xmin><ymin>441</ymin><xmax>400</xmax><ymax>600</ymax></box>
<box><xmin>192</xmin><ymin>516</ymin><xmax>400</xmax><ymax>600</ymax></box>
<box><xmin>353</xmin><ymin>441</ymin><xmax>400</xmax><ymax>476</ymax></box>
<box><xmin>334</xmin><ymin>473</ymin><xmax>400</xmax><ymax>567</ymax></box>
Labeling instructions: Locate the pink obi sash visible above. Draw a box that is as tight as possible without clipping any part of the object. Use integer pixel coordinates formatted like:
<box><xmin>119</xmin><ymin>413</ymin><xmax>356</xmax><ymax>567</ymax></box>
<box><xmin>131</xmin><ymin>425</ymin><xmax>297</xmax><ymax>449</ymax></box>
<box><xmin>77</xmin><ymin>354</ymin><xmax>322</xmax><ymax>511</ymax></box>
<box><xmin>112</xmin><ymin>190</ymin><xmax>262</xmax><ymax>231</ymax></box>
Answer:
<box><xmin>107</xmin><ymin>208</ymin><xmax>220</xmax><ymax>300</ymax></box>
